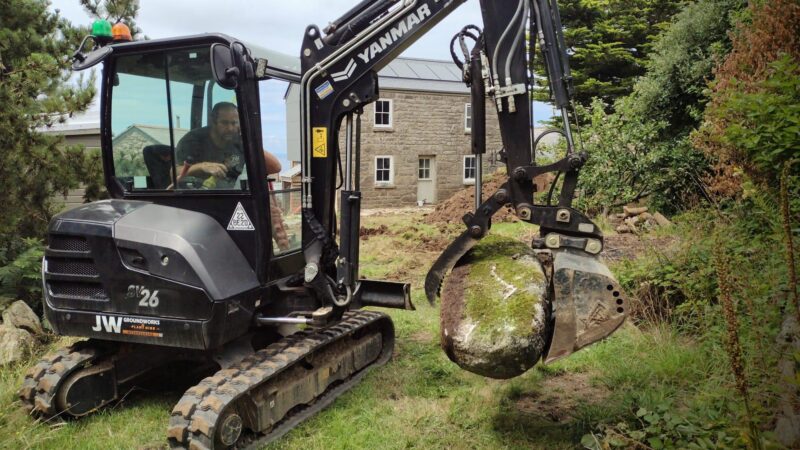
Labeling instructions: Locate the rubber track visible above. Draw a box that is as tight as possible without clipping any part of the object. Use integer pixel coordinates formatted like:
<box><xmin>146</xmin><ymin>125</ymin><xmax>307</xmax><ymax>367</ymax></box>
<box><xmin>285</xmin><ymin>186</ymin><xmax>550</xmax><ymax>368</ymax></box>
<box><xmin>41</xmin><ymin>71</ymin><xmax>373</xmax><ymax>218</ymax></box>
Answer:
<box><xmin>18</xmin><ymin>341</ymin><xmax>100</xmax><ymax>418</ymax></box>
<box><xmin>167</xmin><ymin>310</ymin><xmax>390</xmax><ymax>450</ymax></box>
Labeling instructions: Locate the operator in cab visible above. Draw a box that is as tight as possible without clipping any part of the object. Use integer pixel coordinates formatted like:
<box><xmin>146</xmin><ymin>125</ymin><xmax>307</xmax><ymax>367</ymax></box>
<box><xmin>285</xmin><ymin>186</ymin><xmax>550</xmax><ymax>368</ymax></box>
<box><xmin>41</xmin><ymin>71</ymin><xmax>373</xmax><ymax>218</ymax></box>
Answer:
<box><xmin>176</xmin><ymin>102</ymin><xmax>281</xmax><ymax>188</ymax></box>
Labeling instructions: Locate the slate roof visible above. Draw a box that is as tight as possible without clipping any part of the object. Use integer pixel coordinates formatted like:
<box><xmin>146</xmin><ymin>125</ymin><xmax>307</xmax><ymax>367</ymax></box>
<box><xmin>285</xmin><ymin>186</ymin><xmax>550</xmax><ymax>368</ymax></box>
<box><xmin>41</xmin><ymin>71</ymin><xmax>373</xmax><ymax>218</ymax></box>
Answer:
<box><xmin>378</xmin><ymin>57</ymin><xmax>467</xmax><ymax>94</ymax></box>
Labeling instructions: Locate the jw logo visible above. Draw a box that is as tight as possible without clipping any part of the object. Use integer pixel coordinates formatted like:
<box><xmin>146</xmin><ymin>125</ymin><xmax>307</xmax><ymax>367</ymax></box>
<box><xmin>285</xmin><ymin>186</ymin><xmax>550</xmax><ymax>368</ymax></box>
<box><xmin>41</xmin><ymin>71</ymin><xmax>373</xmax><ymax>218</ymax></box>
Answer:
<box><xmin>92</xmin><ymin>315</ymin><xmax>122</xmax><ymax>334</ymax></box>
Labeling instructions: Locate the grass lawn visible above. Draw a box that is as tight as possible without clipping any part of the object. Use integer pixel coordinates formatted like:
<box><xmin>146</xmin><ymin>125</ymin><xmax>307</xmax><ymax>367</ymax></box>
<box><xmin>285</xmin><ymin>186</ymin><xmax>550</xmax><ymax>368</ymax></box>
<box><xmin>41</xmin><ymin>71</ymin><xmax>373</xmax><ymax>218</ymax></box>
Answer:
<box><xmin>0</xmin><ymin>209</ymin><xmax>731</xmax><ymax>449</ymax></box>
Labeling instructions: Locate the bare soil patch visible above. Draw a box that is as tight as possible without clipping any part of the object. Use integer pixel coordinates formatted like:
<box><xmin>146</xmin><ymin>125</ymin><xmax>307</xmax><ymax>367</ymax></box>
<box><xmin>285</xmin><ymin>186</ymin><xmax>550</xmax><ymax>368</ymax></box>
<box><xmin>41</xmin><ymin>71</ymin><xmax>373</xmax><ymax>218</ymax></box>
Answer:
<box><xmin>360</xmin><ymin>224</ymin><xmax>389</xmax><ymax>239</ymax></box>
<box><xmin>514</xmin><ymin>370</ymin><xmax>609</xmax><ymax>423</ymax></box>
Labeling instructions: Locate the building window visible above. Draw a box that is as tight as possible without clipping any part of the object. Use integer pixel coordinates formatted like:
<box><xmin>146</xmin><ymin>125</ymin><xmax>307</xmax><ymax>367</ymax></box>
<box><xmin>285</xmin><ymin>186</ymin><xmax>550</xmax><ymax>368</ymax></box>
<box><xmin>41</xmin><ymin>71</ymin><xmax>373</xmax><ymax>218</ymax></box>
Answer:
<box><xmin>465</xmin><ymin>103</ymin><xmax>472</xmax><ymax>132</ymax></box>
<box><xmin>463</xmin><ymin>155</ymin><xmax>476</xmax><ymax>184</ymax></box>
<box><xmin>374</xmin><ymin>99</ymin><xmax>393</xmax><ymax>128</ymax></box>
<box><xmin>418</xmin><ymin>157</ymin><xmax>432</xmax><ymax>180</ymax></box>
<box><xmin>375</xmin><ymin>156</ymin><xmax>394</xmax><ymax>185</ymax></box>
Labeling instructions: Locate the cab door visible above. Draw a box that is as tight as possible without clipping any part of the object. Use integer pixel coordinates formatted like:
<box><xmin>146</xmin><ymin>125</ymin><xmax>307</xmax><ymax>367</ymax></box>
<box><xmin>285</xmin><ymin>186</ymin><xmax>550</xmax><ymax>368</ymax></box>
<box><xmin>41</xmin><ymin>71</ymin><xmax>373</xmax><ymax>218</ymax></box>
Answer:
<box><xmin>103</xmin><ymin>40</ymin><xmax>271</xmax><ymax>279</ymax></box>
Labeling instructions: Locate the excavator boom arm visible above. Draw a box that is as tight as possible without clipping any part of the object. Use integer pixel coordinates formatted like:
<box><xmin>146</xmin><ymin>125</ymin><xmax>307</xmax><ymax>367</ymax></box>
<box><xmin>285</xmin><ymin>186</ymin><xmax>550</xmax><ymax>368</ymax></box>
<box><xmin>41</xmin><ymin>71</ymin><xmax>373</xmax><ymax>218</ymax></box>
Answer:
<box><xmin>300</xmin><ymin>0</ymin><xmax>625</xmax><ymax>362</ymax></box>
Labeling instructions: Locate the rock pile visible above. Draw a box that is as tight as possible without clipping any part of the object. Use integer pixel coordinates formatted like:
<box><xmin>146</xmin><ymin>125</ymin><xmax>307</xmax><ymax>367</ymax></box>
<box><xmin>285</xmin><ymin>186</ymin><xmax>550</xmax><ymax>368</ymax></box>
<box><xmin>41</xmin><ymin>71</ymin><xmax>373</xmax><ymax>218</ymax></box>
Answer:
<box><xmin>0</xmin><ymin>300</ymin><xmax>44</xmax><ymax>365</ymax></box>
<box><xmin>609</xmin><ymin>206</ymin><xmax>672</xmax><ymax>234</ymax></box>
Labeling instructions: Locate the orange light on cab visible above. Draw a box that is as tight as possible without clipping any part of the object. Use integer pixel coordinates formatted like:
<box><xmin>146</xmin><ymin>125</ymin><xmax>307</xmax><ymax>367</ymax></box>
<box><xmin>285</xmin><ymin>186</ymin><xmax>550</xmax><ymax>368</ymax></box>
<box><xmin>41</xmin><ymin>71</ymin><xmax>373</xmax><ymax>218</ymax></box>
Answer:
<box><xmin>112</xmin><ymin>23</ymin><xmax>132</xmax><ymax>42</ymax></box>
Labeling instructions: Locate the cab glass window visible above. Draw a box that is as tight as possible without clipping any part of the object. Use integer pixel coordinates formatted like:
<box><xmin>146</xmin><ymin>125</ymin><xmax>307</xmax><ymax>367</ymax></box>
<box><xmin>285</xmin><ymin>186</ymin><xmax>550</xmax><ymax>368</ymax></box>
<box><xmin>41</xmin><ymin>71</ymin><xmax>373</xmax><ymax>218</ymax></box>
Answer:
<box><xmin>260</xmin><ymin>77</ymin><xmax>301</xmax><ymax>255</ymax></box>
<box><xmin>110</xmin><ymin>47</ymin><xmax>248</xmax><ymax>192</ymax></box>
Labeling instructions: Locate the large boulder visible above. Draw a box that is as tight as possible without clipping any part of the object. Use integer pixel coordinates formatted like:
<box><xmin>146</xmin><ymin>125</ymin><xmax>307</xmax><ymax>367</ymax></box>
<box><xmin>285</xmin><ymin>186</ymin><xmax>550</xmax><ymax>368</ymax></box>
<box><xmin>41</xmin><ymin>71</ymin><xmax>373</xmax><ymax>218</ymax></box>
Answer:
<box><xmin>440</xmin><ymin>236</ymin><xmax>550</xmax><ymax>379</ymax></box>
<box><xmin>2</xmin><ymin>300</ymin><xmax>43</xmax><ymax>335</ymax></box>
<box><xmin>0</xmin><ymin>324</ymin><xmax>35</xmax><ymax>366</ymax></box>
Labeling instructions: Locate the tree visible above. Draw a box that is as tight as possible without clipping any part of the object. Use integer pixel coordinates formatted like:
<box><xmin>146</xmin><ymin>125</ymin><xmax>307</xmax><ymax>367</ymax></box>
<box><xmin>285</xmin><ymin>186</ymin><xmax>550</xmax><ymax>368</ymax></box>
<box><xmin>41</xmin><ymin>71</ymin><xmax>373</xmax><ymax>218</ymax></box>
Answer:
<box><xmin>574</xmin><ymin>98</ymin><xmax>708</xmax><ymax>213</ymax></box>
<box><xmin>629</xmin><ymin>0</ymin><xmax>746</xmax><ymax>136</ymax></box>
<box><xmin>693</xmin><ymin>0</ymin><xmax>800</xmax><ymax>192</ymax></box>
<box><xmin>572</xmin><ymin>0</ymin><xmax>747</xmax><ymax>213</ymax></box>
<box><xmin>79</xmin><ymin>0</ymin><xmax>142</xmax><ymax>38</ymax></box>
<box><xmin>0</xmin><ymin>0</ymin><xmax>139</xmax><ymax>306</ymax></box>
<box><xmin>0</xmin><ymin>0</ymin><xmax>95</xmax><ymax>259</ymax></box>
<box><xmin>534</xmin><ymin>0</ymin><xmax>683</xmax><ymax>107</ymax></box>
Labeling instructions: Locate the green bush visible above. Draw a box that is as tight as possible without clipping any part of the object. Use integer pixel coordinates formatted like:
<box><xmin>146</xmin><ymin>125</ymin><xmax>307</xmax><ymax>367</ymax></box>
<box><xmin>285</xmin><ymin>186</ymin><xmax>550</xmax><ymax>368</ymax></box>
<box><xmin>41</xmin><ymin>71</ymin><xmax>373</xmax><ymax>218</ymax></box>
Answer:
<box><xmin>575</xmin><ymin>99</ymin><xmax>709</xmax><ymax>214</ymax></box>
<box><xmin>582</xmin><ymin>403</ymin><xmax>739</xmax><ymax>449</ymax></box>
<box><xmin>699</xmin><ymin>55</ymin><xmax>800</xmax><ymax>183</ymax></box>
<box><xmin>0</xmin><ymin>238</ymin><xmax>44</xmax><ymax>312</ymax></box>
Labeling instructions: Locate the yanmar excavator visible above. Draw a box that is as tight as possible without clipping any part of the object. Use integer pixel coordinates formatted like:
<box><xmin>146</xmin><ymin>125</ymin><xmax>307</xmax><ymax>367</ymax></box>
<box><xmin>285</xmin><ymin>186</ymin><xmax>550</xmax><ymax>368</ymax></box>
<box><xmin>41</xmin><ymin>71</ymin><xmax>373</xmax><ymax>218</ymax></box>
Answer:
<box><xmin>19</xmin><ymin>0</ymin><xmax>625</xmax><ymax>448</ymax></box>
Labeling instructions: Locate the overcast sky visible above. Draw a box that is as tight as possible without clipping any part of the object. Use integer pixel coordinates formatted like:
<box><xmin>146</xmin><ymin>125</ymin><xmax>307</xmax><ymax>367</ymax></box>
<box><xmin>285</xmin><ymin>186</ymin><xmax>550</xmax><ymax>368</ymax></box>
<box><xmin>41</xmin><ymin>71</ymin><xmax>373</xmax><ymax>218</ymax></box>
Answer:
<box><xmin>51</xmin><ymin>0</ymin><xmax>485</xmax><ymax>60</ymax></box>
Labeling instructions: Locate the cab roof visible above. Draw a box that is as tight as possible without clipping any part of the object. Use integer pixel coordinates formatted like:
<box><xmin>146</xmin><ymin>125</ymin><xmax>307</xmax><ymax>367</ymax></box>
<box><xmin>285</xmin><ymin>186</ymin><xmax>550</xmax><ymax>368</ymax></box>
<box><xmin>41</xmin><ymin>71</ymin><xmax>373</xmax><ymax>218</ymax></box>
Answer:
<box><xmin>110</xmin><ymin>33</ymin><xmax>301</xmax><ymax>79</ymax></box>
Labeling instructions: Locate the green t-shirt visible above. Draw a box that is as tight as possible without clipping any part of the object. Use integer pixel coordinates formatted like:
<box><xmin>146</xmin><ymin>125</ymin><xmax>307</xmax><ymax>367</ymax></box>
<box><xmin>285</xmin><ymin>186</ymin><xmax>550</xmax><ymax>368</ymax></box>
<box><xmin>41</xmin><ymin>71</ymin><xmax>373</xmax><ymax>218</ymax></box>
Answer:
<box><xmin>176</xmin><ymin>126</ymin><xmax>245</xmax><ymax>184</ymax></box>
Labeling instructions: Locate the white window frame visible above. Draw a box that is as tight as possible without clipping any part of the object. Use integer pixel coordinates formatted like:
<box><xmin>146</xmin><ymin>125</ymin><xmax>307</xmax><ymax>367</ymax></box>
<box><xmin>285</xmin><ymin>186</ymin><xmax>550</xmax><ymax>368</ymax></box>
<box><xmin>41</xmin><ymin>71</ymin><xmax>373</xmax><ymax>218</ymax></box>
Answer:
<box><xmin>464</xmin><ymin>103</ymin><xmax>472</xmax><ymax>132</ymax></box>
<box><xmin>373</xmin><ymin>99</ymin><xmax>393</xmax><ymax>128</ymax></box>
<box><xmin>463</xmin><ymin>155</ymin><xmax>476</xmax><ymax>184</ymax></box>
<box><xmin>374</xmin><ymin>155</ymin><xmax>394</xmax><ymax>185</ymax></box>
<box><xmin>418</xmin><ymin>157</ymin><xmax>432</xmax><ymax>181</ymax></box>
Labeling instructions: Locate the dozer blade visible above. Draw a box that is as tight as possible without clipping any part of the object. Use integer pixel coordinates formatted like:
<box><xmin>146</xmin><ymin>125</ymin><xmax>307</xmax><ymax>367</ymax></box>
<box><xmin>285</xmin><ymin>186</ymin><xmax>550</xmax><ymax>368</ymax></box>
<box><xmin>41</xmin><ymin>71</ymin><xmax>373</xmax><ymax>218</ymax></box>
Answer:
<box><xmin>544</xmin><ymin>249</ymin><xmax>627</xmax><ymax>364</ymax></box>
<box><xmin>424</xmin><ymin>230</ymin><xmax>479</xmax><ymax>304</ymax></box>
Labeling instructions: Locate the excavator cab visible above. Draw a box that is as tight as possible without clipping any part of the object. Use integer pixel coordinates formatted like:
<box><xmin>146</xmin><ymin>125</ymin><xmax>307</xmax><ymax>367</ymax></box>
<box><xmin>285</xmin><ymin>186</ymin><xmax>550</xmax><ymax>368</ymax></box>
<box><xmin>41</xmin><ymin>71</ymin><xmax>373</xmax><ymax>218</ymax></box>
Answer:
<box><xmin>36</xmin><ymin>35</ymin><xmax>316</xmax><ymax>352</ymax></box>
<box><xmin>104</xmin><ymin>36</ymin><xmax>303</xmax><ymax>280</ymax></box>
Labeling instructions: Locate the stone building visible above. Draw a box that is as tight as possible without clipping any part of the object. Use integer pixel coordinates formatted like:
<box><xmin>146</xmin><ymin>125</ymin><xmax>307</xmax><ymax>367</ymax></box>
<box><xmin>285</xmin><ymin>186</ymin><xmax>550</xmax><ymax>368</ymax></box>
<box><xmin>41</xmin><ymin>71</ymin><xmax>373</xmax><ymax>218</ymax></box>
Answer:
<box><xmin>348</xmin><ymin>57</ymin><xmax>503</xmax><ymax>208</ymax></box>
<box><xmin>307</xmin><ymin>57</ymin><xmax>556</xmax><ymax>208</ymax></box>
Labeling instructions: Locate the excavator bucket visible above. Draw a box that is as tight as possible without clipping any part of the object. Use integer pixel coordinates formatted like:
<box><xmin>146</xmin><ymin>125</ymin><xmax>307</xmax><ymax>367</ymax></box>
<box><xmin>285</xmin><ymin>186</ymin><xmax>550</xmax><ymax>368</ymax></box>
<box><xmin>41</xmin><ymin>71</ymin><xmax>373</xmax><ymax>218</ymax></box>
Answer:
<box><xmin>544</xmin><ymin>249</ymin><xmax>626</xmax><ymax>363</ymax></box>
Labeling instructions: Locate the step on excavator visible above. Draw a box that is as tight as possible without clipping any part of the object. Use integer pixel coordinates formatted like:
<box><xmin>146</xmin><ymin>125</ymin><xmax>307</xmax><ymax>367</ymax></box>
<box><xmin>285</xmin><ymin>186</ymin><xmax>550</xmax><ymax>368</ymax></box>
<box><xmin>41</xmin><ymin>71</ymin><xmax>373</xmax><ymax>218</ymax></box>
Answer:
<box><xmin>19</xmin><ymin>1</ymin><xmax>626</xmax><ymax>448</ymax></box>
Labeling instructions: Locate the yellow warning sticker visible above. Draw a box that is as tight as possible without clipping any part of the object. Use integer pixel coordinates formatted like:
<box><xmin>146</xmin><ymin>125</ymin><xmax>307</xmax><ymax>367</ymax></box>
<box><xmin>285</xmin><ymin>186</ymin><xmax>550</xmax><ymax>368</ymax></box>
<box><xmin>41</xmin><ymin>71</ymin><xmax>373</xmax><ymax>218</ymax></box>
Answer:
<box><xmin>312</xmin><ymin>127</ymin><xmax>327</xmax><ymax>158</ymax></box>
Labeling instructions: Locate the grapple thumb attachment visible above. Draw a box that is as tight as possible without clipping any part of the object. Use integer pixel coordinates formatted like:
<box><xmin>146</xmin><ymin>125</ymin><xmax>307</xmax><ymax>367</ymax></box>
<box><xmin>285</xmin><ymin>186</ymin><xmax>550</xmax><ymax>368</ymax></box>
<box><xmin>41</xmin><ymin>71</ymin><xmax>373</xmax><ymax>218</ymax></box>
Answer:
<box><xmin>544</xmin><ymin>249</ymin><xmax>627</xmax><ymax>363</ymax></box>
<box><xmin>424</xmin><ymin>230</ymin><xmax>478</xmax><ymax>305</ymax></box>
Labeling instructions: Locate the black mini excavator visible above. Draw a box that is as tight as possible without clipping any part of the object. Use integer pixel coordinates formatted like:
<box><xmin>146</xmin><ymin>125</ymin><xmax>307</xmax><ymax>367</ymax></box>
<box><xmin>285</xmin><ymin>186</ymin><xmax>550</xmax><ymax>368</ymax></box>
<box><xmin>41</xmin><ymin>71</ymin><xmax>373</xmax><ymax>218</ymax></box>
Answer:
<box><xmin>19</xmin><ymin>1</ymin><xmax>625</xmax><ymax>448</ymax></box>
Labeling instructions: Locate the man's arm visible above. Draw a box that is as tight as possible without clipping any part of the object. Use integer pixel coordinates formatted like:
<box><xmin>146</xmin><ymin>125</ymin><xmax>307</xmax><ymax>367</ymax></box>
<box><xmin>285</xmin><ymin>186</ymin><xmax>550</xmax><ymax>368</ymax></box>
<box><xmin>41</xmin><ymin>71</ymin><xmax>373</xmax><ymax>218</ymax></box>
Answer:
<box><xmin>263</xmin><ymin>151</ymin><xmax>281</xmax><ymax>175</ymax></box>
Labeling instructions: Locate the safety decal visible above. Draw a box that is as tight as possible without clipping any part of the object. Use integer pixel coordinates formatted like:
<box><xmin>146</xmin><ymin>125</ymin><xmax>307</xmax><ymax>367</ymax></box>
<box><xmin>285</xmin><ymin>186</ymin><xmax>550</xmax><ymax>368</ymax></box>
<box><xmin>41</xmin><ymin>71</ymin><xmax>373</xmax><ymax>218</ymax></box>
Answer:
<box><xmin>228</xmin><ymin>202</ymin><xmax>255</xmax><ymax>231</ymax></box>
<box><xmin>312</xmin><ymin>127</ymin><xmax>328</xmax><ymax>158</ymax></box>
<box><xmin>315</xmin><ymin>80</ymin><xmax>334</xmax><ymax>99</ymax></box>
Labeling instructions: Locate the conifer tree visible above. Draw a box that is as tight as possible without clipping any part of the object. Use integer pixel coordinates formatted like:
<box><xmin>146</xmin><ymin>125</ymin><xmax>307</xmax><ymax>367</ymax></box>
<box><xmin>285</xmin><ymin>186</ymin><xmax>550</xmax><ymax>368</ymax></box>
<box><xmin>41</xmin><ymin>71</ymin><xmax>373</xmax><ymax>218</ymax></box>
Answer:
<box><xmin>0</xmin><ymin>0</ymin><xmax>138</xmax><ymax>261</ymax></box>
<box><xmin>534</xmin><ymin>0</ymin><xmax>682</xmax><ymax>107</ymax></box>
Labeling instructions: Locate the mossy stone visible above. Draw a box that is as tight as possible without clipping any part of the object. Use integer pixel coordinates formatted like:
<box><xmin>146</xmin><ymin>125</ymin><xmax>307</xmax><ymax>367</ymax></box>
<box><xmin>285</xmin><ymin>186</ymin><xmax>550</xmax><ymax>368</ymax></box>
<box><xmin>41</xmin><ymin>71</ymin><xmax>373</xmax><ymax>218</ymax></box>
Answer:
<box><xmin>440</xmin><ymin>235</ymin><xmax>549</xmax><ymax>379</ymax></box>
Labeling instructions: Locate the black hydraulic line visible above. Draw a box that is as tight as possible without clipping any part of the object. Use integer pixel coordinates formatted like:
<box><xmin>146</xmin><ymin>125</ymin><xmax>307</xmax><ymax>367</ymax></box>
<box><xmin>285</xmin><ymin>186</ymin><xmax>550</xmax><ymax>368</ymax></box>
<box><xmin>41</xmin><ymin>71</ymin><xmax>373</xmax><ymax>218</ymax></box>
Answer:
<box><xmin>355</xmin><ymin>109</ymin><xmax>362</xmax><ymax>191</ymax></box>
<box><xmin>548</xmin><ymin>0</ymin><xmax>574</xmax><ymax>98</ymax></box>
<box><xmin>335</xmin><ymin>146</ymin><xmax>344</xmax><ymax>191</ymax></box>
<box><xmin>534</xmin><ymin>0</ymin><xmax>569</xmax><ymax>108</ymax></box>
<box><xmin>449</xmin><ymin>25</ymin><xmax>481</xmax><ymax>72</ymax></box>
<box><xmin>470</xmin><ymin>43</ymin><xmax>486</xmax><ymax>156</ymax></box>
<box><xmin>324</xmin><ymin>0</ymin><xmax>400</xmax><ymax>46</ymax></box>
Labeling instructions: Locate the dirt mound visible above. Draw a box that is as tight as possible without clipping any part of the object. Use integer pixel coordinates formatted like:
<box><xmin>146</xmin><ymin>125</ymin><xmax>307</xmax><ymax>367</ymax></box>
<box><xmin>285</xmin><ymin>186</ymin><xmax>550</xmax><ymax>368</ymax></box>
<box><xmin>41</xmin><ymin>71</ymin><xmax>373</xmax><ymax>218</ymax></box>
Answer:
<box><xmin>424</xmin><ymin>171</ymin><xmax>555</xmax><ymax>225</ymax></box>
<box><xmin>424</xmin><ymin>172</ymin><xmax>518</xmax><ymax>224</ymax></box>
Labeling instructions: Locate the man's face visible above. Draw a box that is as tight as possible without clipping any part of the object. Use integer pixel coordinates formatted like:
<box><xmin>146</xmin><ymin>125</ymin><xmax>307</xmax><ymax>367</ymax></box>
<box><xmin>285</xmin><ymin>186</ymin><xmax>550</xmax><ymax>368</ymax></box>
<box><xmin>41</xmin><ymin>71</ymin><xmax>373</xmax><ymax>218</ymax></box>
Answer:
<box><xmin>212</xmin><ymin>108</ymin><xmax>240</xmax><ymax>143</ymax></box>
